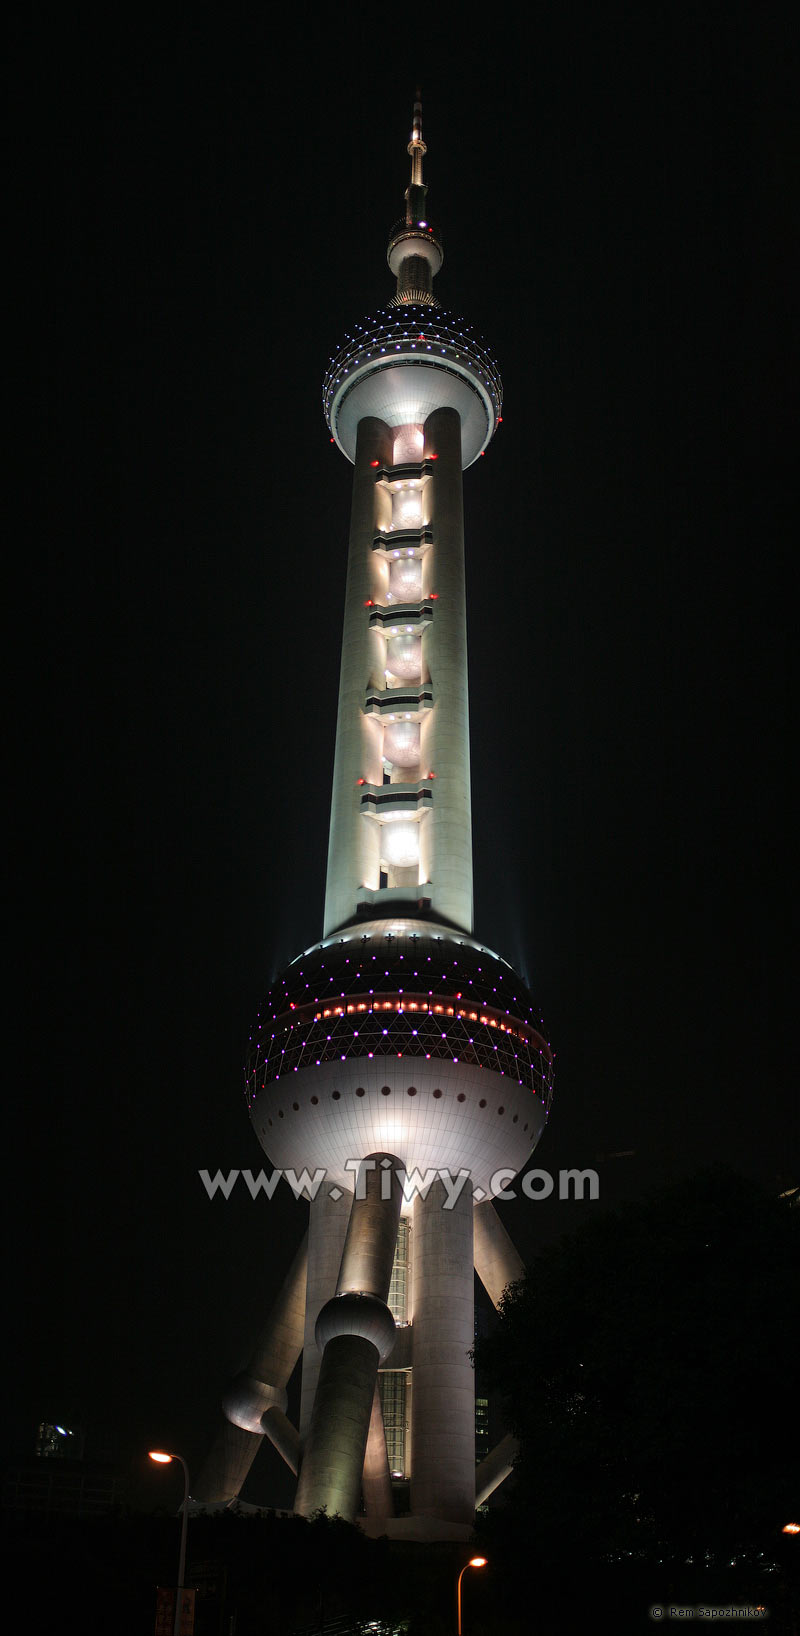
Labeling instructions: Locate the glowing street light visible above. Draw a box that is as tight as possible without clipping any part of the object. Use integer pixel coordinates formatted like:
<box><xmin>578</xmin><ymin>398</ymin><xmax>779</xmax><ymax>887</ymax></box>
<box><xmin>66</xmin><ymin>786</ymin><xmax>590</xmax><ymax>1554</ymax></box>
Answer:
<box><xmin>783</xmin><ymin>1523</ymin><xmax>800</xmax><ymax>1535</ymax></box>
<box><xmin>149</xmin><ymin>1450</ymin><xmax>191</xmax><ymax>1636</ymax></box>
<box><xmin>456</xmin><ymin>1557</ymin><xmax>487</xmax><ymax>1635</ymax></box>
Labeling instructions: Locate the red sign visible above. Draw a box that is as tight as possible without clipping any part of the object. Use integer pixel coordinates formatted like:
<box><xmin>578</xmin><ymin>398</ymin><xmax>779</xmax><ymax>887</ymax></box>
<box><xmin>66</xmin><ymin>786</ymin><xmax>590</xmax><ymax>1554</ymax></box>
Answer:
<box><xmin>154</xmin><ymin>1587</ymin><xmax>174</xmax><ymax>1636</ymax></box>
<box><xmin>154</xmin><ymin>1587</ymin><xmax>195</xmax><ymax>1636</ymax></box>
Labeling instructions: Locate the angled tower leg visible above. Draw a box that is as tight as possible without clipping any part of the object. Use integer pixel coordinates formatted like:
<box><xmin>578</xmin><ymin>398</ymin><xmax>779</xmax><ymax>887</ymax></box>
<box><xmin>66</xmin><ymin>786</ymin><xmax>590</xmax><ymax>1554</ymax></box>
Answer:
<box><xmin>294</xmin><ymin>1156</ymin><xmax>402</xmax><ymax>1522</ymax></box>
<box><xmin>473</xmin><ymin>1201</ymin><xmax>524</xmax><ymax>1506</ymax></box>
<box><xmin>475</xmin><ymin>1431</ymin><xmax>519</xmax><ymax>1506</ymax></box>
<box><xmin>191</xmin><ymin>1418</ymin><xmax>267</xmax><ymax>1507</ymax></box>
<box><xmin>193</xmin><ymin>1231</ymin><xmax>308</xmax><ymax>1504</ymax></box>
<box><xmin>473</xmin><ymin>1200</ymin><xmax>525</xmax><ymax>1309</ymax></box>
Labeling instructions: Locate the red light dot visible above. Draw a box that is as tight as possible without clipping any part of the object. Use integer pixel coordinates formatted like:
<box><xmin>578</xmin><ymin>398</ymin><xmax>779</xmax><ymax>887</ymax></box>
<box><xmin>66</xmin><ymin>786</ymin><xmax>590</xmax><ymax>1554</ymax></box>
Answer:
<box><xmin>370</xmin><ymin>459</ymin><xmax>380</xmax><ymax>467</ymax></box>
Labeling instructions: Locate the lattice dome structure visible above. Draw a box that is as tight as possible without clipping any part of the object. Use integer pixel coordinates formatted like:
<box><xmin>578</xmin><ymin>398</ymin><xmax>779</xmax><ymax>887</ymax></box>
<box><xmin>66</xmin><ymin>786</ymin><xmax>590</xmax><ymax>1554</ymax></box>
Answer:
<box><xmin>246</xmin><ymin>920</ymin><xmax>553</xmax><ymax>1106</ymax></box>
<box><xmin>323</xmin><ymin>306</ymin><xmax>503</xmax><ymax>469</ymax></box>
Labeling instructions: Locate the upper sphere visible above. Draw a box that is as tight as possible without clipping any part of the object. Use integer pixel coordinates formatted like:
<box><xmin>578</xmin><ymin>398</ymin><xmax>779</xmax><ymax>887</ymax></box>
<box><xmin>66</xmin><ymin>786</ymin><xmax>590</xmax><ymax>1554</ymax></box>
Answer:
<box><xmin>324</xmin><ymin>306</ymin><xmax>502</xmax><ymax>469</ymax></box>
<box><xmin>386</xmin><ymin>218</ymin><xmax>443</xmax><ymax>279</ymax></box>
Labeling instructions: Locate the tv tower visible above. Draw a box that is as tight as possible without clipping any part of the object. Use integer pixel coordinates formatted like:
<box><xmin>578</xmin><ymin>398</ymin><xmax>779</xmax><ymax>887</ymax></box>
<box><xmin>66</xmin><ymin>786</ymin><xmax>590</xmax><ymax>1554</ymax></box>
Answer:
<box><xmin>195</xmin><ymin>97</ymin><xmax>554</xmax><ymax>1541</ymax></box>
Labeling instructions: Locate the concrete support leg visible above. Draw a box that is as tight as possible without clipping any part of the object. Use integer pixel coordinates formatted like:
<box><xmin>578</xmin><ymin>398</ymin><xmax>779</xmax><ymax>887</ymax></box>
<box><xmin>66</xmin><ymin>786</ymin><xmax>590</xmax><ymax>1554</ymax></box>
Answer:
<box><xmin>191</xmin><ymin>1416</ymin><xmax>265</xmax><ymax>1506</ymax></box>
<box><xmin>475</xmin><ymin>1432</ymin><xmax>520</xmax><ymax>1507</ymax></box>
<box><xmin>473</xmin><ymin>1205</ymin><xmax>525</xmax><ymax>1504</ymax></box>
<box><xmin>294</xmin><ymin>1332</ymin><xmax>386</xmax><ymax>1520</ymax></box>
<box><xmin>300</xmin><ymin>1189</ymin><xmax>351</xmax><ymax>1443</ymax></box>
<box><xmin>262</xmin><ymin>1406</ymin><xmax>301</xmax><ymax>1476</ymax></box>
<box><xmin>473</xmin><ymin>1200</ymin><xmax>525</xmax><ymax>1309</ymax></box>
<box><xmin>410</xmin><ymin>1179</ymin><xmax>475</xmax><ymax>1524</ymax></box>
<box><xmin>362</xmin><ymin>1383</ymin><xmax>393</xmax><ymax>1519</ymax></box>
<box><xmin>193</xmin><ymin>1231</ymin><xmax>309</xmax><ymax>1504</ymax></box>
<box><xmin>294</xmin><ymin>1155</ymin><xmax>402</xmax><ymax>1522</ymax></box>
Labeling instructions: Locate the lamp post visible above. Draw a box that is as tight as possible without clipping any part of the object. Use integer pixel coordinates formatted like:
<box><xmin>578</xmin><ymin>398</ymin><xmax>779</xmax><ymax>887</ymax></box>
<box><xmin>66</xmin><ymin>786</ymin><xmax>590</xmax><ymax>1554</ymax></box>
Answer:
<box><xmin>456</xmin><ymin>1556</ymin><xmax>487</xmax><ymax>1635</ymax></box>
<box><xmin>149</xmin><ymin>1450</ymin><xmax>190</xmax><ymax>1636</ymax></box>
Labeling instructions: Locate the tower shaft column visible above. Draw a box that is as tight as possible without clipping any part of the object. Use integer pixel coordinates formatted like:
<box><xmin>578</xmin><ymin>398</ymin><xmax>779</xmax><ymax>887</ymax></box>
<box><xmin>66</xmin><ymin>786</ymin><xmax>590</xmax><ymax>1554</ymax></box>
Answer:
<box><xmin>410</xmin><ymin>1178</ymin><xmax>475</xmax><ymax>1523</ymax></box>
<box><xmin>422</xmin><ymin>406</ymin><xmax>472</xmax><ymax>932</ymax></box>
<box><xmin>324</xmin><ymin>416</ymin><xmax>394</xmax><ymax>937</ymax></box>
<box><xmin>300</xmin><ymin>1189</ymin><xmax>350</xmax><ymax>1442</ymax></box>
<box><xmin>294</xmin><ymin>1155</ymin><xmax>402</xmax><ymax>1521</ymax></box>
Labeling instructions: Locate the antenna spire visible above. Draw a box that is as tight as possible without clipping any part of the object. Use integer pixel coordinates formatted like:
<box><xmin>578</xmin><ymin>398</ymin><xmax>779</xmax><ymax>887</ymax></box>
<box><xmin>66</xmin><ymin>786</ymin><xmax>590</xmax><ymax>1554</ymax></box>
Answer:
<box><xmin>387</xmin><ymin>94</ymin><xmax>443</xmax><ymax>307</ymax></box>
<box><xmin>408</xmin><ymin>90</ymin><xmax>426</xmax><ymax>191</ymax></box>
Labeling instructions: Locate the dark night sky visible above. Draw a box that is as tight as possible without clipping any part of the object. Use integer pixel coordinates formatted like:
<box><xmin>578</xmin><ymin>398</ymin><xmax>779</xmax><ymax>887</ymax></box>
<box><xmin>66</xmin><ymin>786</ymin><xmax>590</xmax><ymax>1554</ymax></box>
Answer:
<box><xmin>9</xmin><ymin>7</ymin><xmax>795</xmax><ymax>1506</ymax></box>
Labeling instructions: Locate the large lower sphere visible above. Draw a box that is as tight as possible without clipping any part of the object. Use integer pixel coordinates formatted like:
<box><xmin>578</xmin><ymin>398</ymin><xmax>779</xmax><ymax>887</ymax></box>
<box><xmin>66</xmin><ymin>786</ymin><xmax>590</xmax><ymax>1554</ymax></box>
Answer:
<box><xmin>246</xmin><ymin>919</ymin><xmax>553</xmax><ymax>1200</ymax></box>
<box><xmin>250</xmin><ymin>1055</ymin><xmax>546</xmax><ymax>1200</ymax></box>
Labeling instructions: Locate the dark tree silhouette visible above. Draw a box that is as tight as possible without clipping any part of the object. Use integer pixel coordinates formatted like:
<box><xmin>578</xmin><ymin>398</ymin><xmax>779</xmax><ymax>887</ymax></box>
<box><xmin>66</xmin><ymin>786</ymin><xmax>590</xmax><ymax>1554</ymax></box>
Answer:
<box><xmin>477</xmin><ymin>1169</ymin><xmax>799</xmax><ymax>1563</ymax></box>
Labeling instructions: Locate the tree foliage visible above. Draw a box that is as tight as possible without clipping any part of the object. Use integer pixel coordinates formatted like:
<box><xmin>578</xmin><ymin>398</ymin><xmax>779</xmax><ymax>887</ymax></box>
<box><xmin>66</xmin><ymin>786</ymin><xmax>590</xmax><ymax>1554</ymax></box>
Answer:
<box><xmin>477</xmin><ymin>1169</ymin><xmax>799</xmax><ymax>1562</ymax></box>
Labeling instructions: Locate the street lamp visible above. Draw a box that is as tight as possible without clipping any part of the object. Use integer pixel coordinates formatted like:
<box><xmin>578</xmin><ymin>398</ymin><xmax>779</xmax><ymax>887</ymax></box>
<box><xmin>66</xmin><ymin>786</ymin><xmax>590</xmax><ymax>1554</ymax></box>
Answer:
<box><xmin>456</xmin><ymin>1556</ymin><xmax>487</xmax><ymax>1635</ymax></box>
<box><xmin>149</xmin><ymin>1450</ymin><xmax>191</xmax><ymax>1636</ymax></box>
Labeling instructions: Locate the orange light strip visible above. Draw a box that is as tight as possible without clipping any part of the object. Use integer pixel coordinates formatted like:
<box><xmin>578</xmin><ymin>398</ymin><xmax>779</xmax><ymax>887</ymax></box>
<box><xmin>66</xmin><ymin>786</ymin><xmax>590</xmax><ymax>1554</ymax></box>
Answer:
<box><xmin>266</xmin><ymin>992</ymin><xmax>552</xmax><ymax>1058</ymax></box>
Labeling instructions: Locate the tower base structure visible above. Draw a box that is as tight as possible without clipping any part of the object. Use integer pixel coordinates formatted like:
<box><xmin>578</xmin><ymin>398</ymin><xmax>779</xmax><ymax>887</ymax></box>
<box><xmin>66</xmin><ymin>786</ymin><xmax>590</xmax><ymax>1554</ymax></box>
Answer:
<box><xmin>196</xmin><ymin>1191</ymin><xmax>527</xmax><ymax>1537</ymax></box>
<box><xmin>192</xmin><ymin>917</ymin><xmax>553</xmax><ymax>1533</ymax></box>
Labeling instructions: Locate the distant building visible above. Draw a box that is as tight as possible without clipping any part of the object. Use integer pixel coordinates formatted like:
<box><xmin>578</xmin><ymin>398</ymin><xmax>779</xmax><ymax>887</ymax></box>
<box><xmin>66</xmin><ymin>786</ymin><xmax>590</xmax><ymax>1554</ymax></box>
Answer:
<box><xmin>35</xmin><ymin>1420</ymin><xmax>85</xmax><ymax>1460</ymax></box>
<box><xmin>4</xmin><ymin>1458</ymin><xmax>128</xmax><ymax>1518</ymax></box>
<box><xmin>3</xmin><ymin>1420</ymin><xmax>127</xmax><ymax>1517</ymax></box>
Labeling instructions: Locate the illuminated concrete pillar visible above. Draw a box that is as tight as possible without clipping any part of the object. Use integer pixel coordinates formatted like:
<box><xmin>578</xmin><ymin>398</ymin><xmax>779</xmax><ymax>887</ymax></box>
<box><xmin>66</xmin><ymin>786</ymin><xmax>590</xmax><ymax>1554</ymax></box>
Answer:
<box><xmin>410</xmin><ymin>1178</ymin><xmax>475</xmax><ymax>1523</ymax></box>
<box><xmin>475</xmin><ymin>1432</ymin><xmax>519</xmax><ymax>1507</ymax></box>
<box><xmin>473</xmin><ymin>1200</ymin><xmax>525</xmax><ymax>1309</ymax></box>
<box><xmin>422</xmin><ymin>406</ymin><xmax>472</xmax><ymax>933</ymax></box>
<box><xmin>300</xmin><ymin>1189</ymin><xmax>350</xmax><ymax>1442</ymax></box>
<box><xmin>194</xmin><ymin>1232</ymin><xmax>308</xmax><ymax>1504</ymax></box>
<box><xmin>191</xmin><ymin>1418</ymin><xmax>265</xmax><ymax>1507</ymax></box>
<box><xmin>324</xmin><ymin>417</ymin><xmax>393</xmax><ymax>937</ymax></box>
<box><xmin>261</xmin><ymin>1407</ymin><xmax>301</xmax><ymax>1475</ymax></box>
<box><xmin>295</xmin><ymin>1156</ymin><xmax>402</xmax><ymax>1521</ymax></box>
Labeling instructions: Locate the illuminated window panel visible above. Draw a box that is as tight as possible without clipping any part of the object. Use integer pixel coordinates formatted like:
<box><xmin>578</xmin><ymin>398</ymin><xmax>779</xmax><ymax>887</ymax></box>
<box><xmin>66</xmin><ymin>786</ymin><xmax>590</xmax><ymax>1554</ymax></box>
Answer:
<box><xmin>393</xmin><ymin>424</ymin><xmax>424</xmax><ymax>465</ymax></box>
<box><xmin>383</xmin><ymin>721</ymin><xmax>420</xmax><ymax>769</ymax></box>
<box><xmin>388</xmin><ymin>559</ymin><xmax>423</xmax><ymax>602</ymax></box>
<box><xmin>378</xmin><ymin>1370</ymin><xmax>409</xmax><ymax>1478</ymax></box>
